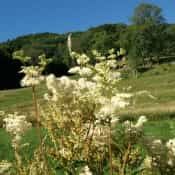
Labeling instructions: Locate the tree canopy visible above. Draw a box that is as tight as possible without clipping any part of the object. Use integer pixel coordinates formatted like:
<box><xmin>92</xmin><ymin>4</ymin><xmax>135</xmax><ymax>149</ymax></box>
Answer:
<box><xmin>131</xmin><ymin>3</ymin><xmax>165</xmax><ymax>25</ymax></box>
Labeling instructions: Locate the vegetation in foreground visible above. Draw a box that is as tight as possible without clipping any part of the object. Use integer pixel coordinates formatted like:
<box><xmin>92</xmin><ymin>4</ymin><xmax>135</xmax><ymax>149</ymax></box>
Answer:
<box><xmin>0</xmin><ymin>49</ymin><xmax>175</xmax><ymax>175</ymax></box>
<box><xmin>0</xmin><ymin>2</ymin><xmax>175</xmax><ymax>174</ymax></box>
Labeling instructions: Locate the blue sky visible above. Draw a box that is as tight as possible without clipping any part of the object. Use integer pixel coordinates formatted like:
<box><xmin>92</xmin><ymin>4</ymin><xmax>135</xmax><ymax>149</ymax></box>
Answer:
<box><xmin>0</xmin><ymin>0</ymin><xmax>174</xmax><ymax>42</ymax></box>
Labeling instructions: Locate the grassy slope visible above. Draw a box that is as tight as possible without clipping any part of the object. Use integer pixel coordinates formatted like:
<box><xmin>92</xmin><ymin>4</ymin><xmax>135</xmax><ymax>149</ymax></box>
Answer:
<box><xmin>0</xmin><ymin>83</ymin><xmax>46</xmax><ymax>113</ymax></box>
<box><xmin>118</xmin><ymin>63</ymin><xmax>175</xmax><ymax>118</ymax></box>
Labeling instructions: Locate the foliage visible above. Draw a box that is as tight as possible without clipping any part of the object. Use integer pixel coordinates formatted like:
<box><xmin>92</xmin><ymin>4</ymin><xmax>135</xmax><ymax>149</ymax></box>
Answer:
<box><xmin>0</xmin><ymin>49</ymin><xmax>138</xmax><ymax>174</ymax></box>
<box><xmin>131</xmin><ymin>3</ymin><xmax>165</xmax><ymax>25</ymax></box>
<box><xmin>1</xmin><ymin>49</ymin><xmax>175</xmax><ymax>174</ymax></box>
<box><xmin>1</xmin><ymin>20</ymin><xmax>175</xmax><ymax>89</ymax></box>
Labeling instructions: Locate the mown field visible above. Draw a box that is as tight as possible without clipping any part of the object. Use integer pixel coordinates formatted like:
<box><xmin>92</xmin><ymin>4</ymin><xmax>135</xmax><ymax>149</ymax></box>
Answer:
<box><xmin>1</xmin><ymin>63</ymin><xmax>175</xmax><ymax>162</ymax></box>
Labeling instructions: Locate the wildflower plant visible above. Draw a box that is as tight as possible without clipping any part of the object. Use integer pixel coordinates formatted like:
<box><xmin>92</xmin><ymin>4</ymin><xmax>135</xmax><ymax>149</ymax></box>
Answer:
<box><xmin>1</xmin><ymin>47</ymin><xmax>169</xmax><ymax>175</ymax></box>
<box><xmin>41</xmin><ymin>48</ymin><xmax>136</xmax><ymax>174</ymax></box>
<box><xmin>144</xmin><ymin>138</ymin><xmax>175</xmax><ymax>174</ymax></box>
<box><xmin>2</xmin><ymin>112</ymin><xmax>31</xmax><ymax>174</ymax></box>
<box><xmin>0</xmin><ymin>51</ymin><xmax>51</xmax><ymax>174</ymax></box>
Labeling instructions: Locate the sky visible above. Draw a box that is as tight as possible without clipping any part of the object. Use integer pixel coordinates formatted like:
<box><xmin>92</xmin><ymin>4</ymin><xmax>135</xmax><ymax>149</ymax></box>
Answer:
<box><xmin>0</xmin><ymin>0</ymin><xmax>174</xmax><ymax>42</ymax></box>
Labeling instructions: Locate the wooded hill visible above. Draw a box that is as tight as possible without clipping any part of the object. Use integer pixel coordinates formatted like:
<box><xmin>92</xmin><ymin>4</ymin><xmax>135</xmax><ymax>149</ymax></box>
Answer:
<box><xmin>0</xmin><ymin>23</ymin><xmax>175</xmax><ymax>89</ymax></box>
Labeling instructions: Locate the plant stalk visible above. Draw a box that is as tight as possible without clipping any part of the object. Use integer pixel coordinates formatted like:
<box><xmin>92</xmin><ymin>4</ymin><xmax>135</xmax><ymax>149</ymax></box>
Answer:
<box><xmin>108</xmin><ymin>121</ymin><xmax>113</xmax><ymax>175</ymax></box>
<box><xmin>32</xmin><ymin>86</ymin><xmax>42</xmax><ymax>143</ymax></box>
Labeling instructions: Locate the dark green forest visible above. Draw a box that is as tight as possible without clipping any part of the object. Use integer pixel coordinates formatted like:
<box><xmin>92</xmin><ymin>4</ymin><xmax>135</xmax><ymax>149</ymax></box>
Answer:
<box><xmin>0</xmin><ymin>3</ymin><xmax>175</xmax><ymax>89</ymax></box>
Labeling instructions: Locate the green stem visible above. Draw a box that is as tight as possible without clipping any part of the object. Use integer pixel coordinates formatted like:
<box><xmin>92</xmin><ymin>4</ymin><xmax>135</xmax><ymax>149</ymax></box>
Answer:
<box><xmin>14</xmin><ymin>147</ymin><xmax>22</xmax><ymax>174</ymax></box>
<box><xmin>108</xmin><ymin>121</ymin><xmax>113</xmax><ymax>175</ymax></box>
<box><xmin>32</xmin><ymin>86</ymin><xmax>42</xmax><ymax>144</ymax></box>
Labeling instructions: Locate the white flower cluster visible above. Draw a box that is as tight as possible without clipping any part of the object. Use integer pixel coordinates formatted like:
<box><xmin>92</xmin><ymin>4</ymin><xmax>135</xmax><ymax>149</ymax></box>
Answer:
<box><xmin>166</xmin><ymin>138</ymin><xmax>175</xmax><ymax>166</ymax></box>
<box><xmin>68</xmin><ymin>49</ymin><xmax>132</xmax><ymax>122</ymax></box>
<box><xmin>0</xmin><ymin>160</ymin><xmax>12</xmax><ymax>174</ymax></box>
<box><xmin>20</xmin><ymin>66</ymin><xmax>44</xmax><ymax>87</ymax></box>
<box><xmin>143</xmin><ymin>156</ymin><xmax>152</xmax><ymax>169</ymax></box>
<box><xmin>124</xmin><ymin>116</ymin><xmax>147</xmax><ymax>132</ymax></box>
<box><xmin>71</xmin><ymin>52</ymin><xmax>90</xmax><ymax>65</ymax></box>
<box><xmin>77</xmin><ymin>54</ymin><xmax>90</xmax><ymax>65</ymax></box>
<box><xmin>92</xmin><ymin>49</ymin><xmax>106</xmax><ymax>61</ymax></box>
<box><xmin>69</xmin><ymin>67</ymin><xmax>93</xmax><ymax>77</ymax></box>
<box><xmin>79</xmin><ymin>165</ymin><xmax>93</xmax><ymax>175</ymax></box>
<box><xmin>148</xmin><ymin>138</ymin><xmax>175</xmax><ymax>169</ymax></box>
<box><xmin>96</xmin><ymin>94</ymin><xmax>131</xmax><ymax>120</ymax></box>
<box><xmin>58</xmin><ymin>148</ymin><xmax>72</xmax><ymax>160</ymax></box>
<box><xmin>45</xmin><ymin>74</ymin><xmax>97</xmax><ymax>102</ymax></box>
<box><xmin>45</xmin><ymin>74</ymin><xmax>59</xmax><ymax>101</ymax></box>
<box><xmin>166</xmin><ymin>138</ymin><xmax>175</xmax><ymax>155</ymax></box>
<box><xmin>42</xmin><ymin>49</ymin><xmax>134</xmax><ymax>172</ymax></box>
<box><xmin>3</xmin><ymin>113</ymin><xmax>31</xmax><ymax>147</ymax></box>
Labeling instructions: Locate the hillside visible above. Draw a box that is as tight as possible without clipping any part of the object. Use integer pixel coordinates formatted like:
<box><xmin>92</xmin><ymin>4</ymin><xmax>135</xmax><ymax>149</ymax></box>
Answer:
<box><xmin>0</xmin><ymin>23</ymin><xmax>175</xmax><ymax>89</ymax></box>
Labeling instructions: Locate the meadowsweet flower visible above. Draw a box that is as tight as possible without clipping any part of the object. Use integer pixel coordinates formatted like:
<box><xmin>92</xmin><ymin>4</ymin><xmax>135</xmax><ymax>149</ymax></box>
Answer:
<box><xmin>71</xmin><ymin>51</ymin><xmax>77</xmax><ymax>57</ymax></box>
<box><xmin>151</xmin><ymin>139</ymin><xmax>162</xmax><ymax>150</ymax></box>
<box><xmin>20</xmin><ymin>66</ymin><xmax>44</xmax><ymax>87</ymax></box>
<box><xmin>77</xmin><ymin>78</ymin><xmax>96</xmax><ymax>90</ymax></box>
<box><xmin>123</xmin><ymin>120</ymin><xmax>133</xmax><ymax>132</ymax></box>
<box><xmin>115</xmin><ymin>93</ymin><xmax>133</xmax><ymax>98</ymax></box>
<box><xmin>3</xmin><ymin>113</ymin><xmax>31</xmax><ymax>147</ymax></box>
<box><xmin>97</xmin><ymin>96</ymin><xmax>109</xmax><ymax>105</ymax></box>
<box><xmin>42</xmin><ymin>49</ymin><xmax>136</xmax><ymax>174</ymax></box>
<box><xmin>43</xmin><ymin>93</ymin><xmax>50</xmax><ymax>101</ymax></box>
<box><xmin>167</xmin><ymin>158</ymin><xmax>174</xmax><ymax>166</ymax></box>
<box><xmin>152</xmin><ymin>139</ymin><xmax>162</xmax><ymax>145</ymax></box>
<box><xmin>124</xmin><ymin>120</ymin><xmax>131</xmax><ymax>127</ymax></box>
<box><xmin>135</xmin><ymin>116</ymin><xmax>147</xmax><ymax>128</ymax></box>
<box><xmin>59</xmin><ymin>76</ymin><xmax>73</xmax><ymax>89</ymax></box>
<box><xmin>98</xmin><ymin>104</ymin><xmax>112</xmax><ymax>118</ymax></box>
<box><xmin>0</xmin><ymin>160</ymin><xmax>12</xmax><ymax>174</ymax></box>
<box><xmin>106</xmin><ymin>59</ymin><xmax>117</xmax><ymax>68</ymax></box>
<box><xmin>94</xmin><ymin>63</ymin><xmax>105</xmax><ymax>73</ymax></box>
<box><xmin>108</xmin><ymin>71</ymin><xmax>121</xmax><ymax>80</ymax></box>
<box><xmin>79</xmin><ymin>67</ymin><xmax>93</xmax><ymax>77</ymax></box>
<box><xmin>111</xmin><ymin>96</ymin><xmax>129</xmax><ymax>109</ymax></box>
<box><xmin>92</xmin><ymin>75</ymin><xmax>102</xmax><ymax>82</ymax></box>
<box><xmin>46</xmin><ymin>74</ymin><xmax>58</xmax><ymax>101</ymax></box>
<box><xmin>92</xmin><ymin>49</ymin><xmax>98</xmax><ymax>56</ymax></box>
<box><xmin>108</xmin><ymin>48</ymin><xmax>115</xmax><ymax>55</ymax></box>
<box><xmin>96</xmin><ymin>95</ymin><xmax>130</xmax><ymax>120</ymax></box>
<box><xmin>125</xmin><ymin>86</ymin><xmax>132</xmax><ymax>91</ymax></box>
<box><xmin>68</xmin><ymin>66</ymin><xmax>81</xmax><ymax>74</ymax></box>
<box><xmin>59</xmin><ymin>148</ymin><xmax>72</xmax><ymax>160</ymax></box>
<box><xmin>21</xmin><ymin>75</ymin><xmax>44</xmax><ymax>87</ymax></box>
<box><xmin>166</xmin><ymin>138</ymin><xmax>175</xmax><ymax>156</ymax></box>
<box><xmin>124</xmin><ymin>116</ymin><xmax>147</xmax><ymax>133</ymax></box>
<box><xmin>79</xmin><ymin>165</ymin><xmax>93</xmax><ymax>175</ymax></box>
<box><xmin>107</xmin><ymin>54</ymin><xmax>116</xmax><ymax>60</ymax></box>
<box><xmin>77</xmin><ymin>54</ymin><xmax>90</xmax><ymax>65</ymax></box>
<box><xmin>95</xmin><ymin>56</ymin><xmax>106</xmax><ymax>61</ymax></box>
<box><xmin>46</xmin><ymin>74</ymin><xmax>57</xmax><ymax>90</ymax></box>
<box><xmin>117</xmin><ymin>48</ymin><xmax>126</xmax><ymax>56</ymax></box>
<box><xmin>143</xmin><ymin>156</ymin><xmax>152</xmax><ymax>169</ymax></box>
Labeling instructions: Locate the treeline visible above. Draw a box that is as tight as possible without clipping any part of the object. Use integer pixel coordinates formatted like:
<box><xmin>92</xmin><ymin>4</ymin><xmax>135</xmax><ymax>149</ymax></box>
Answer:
<box><xmin>0</xmin><ymin>23</ymin><xmax>175</xmax><ymax>89</ymax></box>
<box><xmin>0</xmin><ymin>3</ymin><xmax>175</xmax><ymax>89</ymax></box>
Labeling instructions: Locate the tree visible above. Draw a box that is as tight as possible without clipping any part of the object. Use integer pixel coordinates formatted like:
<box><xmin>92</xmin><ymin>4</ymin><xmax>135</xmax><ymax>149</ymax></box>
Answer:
<box><xmin>131</xmin><ymin>3</ymin><xmax>165</xmax><ymax>25</ymax></box>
